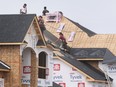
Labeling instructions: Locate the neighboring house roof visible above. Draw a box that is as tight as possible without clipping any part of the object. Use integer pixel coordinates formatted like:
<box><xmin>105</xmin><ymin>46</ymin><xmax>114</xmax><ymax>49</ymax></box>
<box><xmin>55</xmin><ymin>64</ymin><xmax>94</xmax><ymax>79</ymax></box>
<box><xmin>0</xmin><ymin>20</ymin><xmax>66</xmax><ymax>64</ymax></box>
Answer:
<box><xmin>0</xmin><ymin>60</ymin><xmax>10</xmax><ymax>71</ymax></box>
<box><xmin>54</xmin><ymin>50</ymin><xmax>113</xmax><ymax>82</ymax></box>
<box><xmin>66</xmin><ymin>18</ymin><xmax>96</xmax><ymax>37</ymax></box>
<box><xmin>70</xmin><ymin>48</ymin><xmax>116</xmax><ymax>61</ymax></box>
<box><xmin>0</xmin><ymin>14</ymin><xmax>35</xmax><ymax>43</ymax></box>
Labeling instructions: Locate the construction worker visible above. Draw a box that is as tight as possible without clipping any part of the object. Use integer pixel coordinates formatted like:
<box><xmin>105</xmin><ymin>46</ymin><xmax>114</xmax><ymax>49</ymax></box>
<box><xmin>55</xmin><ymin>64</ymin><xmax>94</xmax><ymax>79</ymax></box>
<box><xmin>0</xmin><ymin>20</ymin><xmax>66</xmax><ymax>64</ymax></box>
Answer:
<box><xmin>54</xmin><ymin>32</ymin><xmax>67</xmax><ymax>50</ymax></box>
<box><xmin>42</xmin><ymin>6</ymin><xmax>49</xmax><ymax>16</ymax></box>
<box><xmin>20</xmin><ymin>3</ymin><xmax>27</xmax><ymax>14</ymax></box>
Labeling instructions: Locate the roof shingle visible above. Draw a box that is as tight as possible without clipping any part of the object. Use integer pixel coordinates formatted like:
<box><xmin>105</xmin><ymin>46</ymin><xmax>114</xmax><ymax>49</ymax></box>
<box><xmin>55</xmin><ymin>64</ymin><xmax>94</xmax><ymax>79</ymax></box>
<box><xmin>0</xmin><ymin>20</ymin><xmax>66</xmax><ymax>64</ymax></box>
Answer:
<box><xmin>0</xmin><ymin>14</ymin><xmax>35</xmax><ymax>43</ymax></box>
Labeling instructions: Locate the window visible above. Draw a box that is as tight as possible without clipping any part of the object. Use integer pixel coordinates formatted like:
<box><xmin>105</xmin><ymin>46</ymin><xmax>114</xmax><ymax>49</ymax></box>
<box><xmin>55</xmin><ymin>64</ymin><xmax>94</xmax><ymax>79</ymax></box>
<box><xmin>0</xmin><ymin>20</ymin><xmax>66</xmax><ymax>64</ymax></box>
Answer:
<box><xmin>48</xmin><ymin>16</ymin><xmax>56</xmax><ymax>20</ymax></box>
<box><xmin>46</xmin><ymin>13</ymin><xmax>57</xmax><ymax>22</ymax></box>
<box><xmin>68</xmin><ymin>32</ymin><xmax>76</xmax><ymax>42</ymax></box>
<box><xmin>38</xmin><ymin>52</ymin><xmax>47</xmax><ymax>79</ymax></box>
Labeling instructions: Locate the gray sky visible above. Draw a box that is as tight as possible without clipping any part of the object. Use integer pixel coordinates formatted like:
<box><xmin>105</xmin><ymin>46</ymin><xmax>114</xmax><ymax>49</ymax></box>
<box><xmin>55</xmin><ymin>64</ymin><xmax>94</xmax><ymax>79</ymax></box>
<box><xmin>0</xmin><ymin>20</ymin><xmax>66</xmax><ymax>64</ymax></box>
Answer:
<box><xmin>0</xmin><ymin>0</ymin><xmax>116</xmax><ymax>34</ymax></box>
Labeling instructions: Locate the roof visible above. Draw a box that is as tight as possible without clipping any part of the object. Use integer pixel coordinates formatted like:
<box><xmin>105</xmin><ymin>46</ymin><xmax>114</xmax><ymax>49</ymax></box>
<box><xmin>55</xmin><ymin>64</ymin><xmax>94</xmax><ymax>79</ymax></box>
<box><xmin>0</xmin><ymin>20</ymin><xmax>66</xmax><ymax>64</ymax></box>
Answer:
<box><xmin>0</xmin><ymin>60</ymin><xmax>10</xmax><ymax>71</ymax></box>
<box><xmin>70</xmin><ymin>48</ymin><xmax>116</xmax><ymax>61</ymax></box>
<box><xmin>103</xmin><ymin>49</ymin><xmax>116</xmax><ymax>64</ymax></box>
<box><xmin>43</xmin><ymin>15</ymin><xmax>114</xmax><ymax>82</ymax></box>
<box><xmin>43</xmin><ymin>29</ymin><xmax>62</xmax><ymax>47</ymax></box>
<box><xmin>42</xmin><ymin>29</ymin><xmax>70</xmax><ymax>51</ymax></box>
<box><xmin>44</xmin><ymin>16</ymin><xmax>116</xmax><ymax>55</ymax></box>
<box><xmin>66</xmin><ymin>18</ymin><xmax>96</xmax><ymax>37</ymax></box>
<box><xmin>0</xmin><ymin>14</ymin><xmax>35</xmax><ymax>43</ymax></box>
<box><xmin>54</xmin><ymin>50</ymin><xmax>113</xmax><ymax>82</ymax></box>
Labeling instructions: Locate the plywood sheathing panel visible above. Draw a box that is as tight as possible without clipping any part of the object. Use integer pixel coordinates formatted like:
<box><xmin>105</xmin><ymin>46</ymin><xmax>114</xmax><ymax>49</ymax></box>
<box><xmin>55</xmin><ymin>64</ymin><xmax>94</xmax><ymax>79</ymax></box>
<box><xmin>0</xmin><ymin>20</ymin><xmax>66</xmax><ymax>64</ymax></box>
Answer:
<box><xmin>0</xmin><ymin>45</ymin><xmax>21</xmax><ymax>87</ymax></box>
<box><xmin>30</xmin><ymin>50</ymin><xmax>37</xmax><ymax>87</ymax></box>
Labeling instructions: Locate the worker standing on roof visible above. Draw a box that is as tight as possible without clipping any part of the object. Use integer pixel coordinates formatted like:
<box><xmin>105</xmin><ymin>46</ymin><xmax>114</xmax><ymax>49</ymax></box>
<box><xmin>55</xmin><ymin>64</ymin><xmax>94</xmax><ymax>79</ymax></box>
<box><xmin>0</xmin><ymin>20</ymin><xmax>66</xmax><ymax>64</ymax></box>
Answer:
<box><xmin>38</xmin><ymin>16</ymin><xmax>46</xmax><ymax>32</ymax></box>
<box><xmin>20</xmin><ymin>3</ymin><xmax>27</xmax><ymax>14</ymax></box>
<box><xmin>59</xmin><ymin>32</ymin><xmax>67</xmax><ymax>50</ymax></box>
<box><xmin>42</xmin><ymin>6</ymin><xmax>49</xmax><ymax>16</ymax></box>
<box><xmin>38</xmin><ymin>16</ymin><xmax>44</xmax><ymax>27</ymax></box>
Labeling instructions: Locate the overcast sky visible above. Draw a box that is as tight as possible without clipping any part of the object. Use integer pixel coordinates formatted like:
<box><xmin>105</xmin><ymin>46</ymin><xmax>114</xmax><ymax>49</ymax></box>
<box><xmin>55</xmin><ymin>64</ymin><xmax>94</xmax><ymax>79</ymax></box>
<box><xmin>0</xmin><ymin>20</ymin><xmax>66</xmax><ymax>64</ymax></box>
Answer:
<box><xmin>0</xmin><ymin>0</ymin><xmax>116</xmax><ymax>34</ymax></box>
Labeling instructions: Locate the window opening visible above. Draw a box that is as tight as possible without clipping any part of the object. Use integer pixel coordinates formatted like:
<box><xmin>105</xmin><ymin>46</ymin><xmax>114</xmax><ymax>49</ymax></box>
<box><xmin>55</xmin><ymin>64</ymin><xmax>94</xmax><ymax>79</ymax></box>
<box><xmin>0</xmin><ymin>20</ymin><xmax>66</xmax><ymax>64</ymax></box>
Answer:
<box><xmin>68</xmin><ymin>31</ymin><xmax>76</xmax><ymax>42</ymax></box>
<box><xmin>38</xmin><ymin>52</ymin><xmax>47</xmax><ymax>79</ymax></box>
<box><xmin>56</xmin><ymin>23</ymin><xmax>65</xmax><ymax>32</ymax></box>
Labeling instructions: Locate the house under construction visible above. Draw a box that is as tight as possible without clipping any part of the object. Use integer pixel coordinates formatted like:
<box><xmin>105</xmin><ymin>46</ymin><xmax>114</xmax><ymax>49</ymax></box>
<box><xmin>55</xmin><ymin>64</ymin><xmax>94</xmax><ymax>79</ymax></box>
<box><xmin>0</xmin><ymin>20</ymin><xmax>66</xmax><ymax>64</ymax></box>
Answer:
<box><xmin>0</xmin><ymin>12</ymin><xmax>116</xmax><ymax>87</ymax></box>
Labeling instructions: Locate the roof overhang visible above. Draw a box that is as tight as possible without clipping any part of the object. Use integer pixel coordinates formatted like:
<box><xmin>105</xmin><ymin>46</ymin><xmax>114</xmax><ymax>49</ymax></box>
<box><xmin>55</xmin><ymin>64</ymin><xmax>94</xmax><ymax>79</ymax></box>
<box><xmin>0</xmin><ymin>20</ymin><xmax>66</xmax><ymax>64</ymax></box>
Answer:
<box><xmin>71</xmin><ymin>48</ymin><xmax>115</xmax><ymax>63</ymax></box>
<box><xmin>53</xmin><ymin>51</ymin><xmax>95</xmax><ymax>81</ymax></box>
<box><xmin>53</xmin><ymin>51</ymin><xmax>112</xmax><ymax>83</ymax></box>
<box><xmin>0</xmin><ymin>42</ymin><xmax>26</xmax><ymax>45</ymax></box>
<box><xmin>102</xmin><ymin>49</ymin><xmax>116</xmax><ymax>64</ymax></box>
<box><xmin>0</xmin><ymin>60</ymin><xmax>10</xmax><ymax>72</ymax></box>
<box><xmin>33</xmin><ymin>16</ymin><xmax>47</xmax><ymax>46</ymax></box>
<box><xmin>87</xmin><ymin>79</ymin><xmax>108</xmax><ymax>83</ymax></box>
<box><xmin>77</xmin><ymin>58</ymin><xmax>103</xmax><ymax>61</ymax></box>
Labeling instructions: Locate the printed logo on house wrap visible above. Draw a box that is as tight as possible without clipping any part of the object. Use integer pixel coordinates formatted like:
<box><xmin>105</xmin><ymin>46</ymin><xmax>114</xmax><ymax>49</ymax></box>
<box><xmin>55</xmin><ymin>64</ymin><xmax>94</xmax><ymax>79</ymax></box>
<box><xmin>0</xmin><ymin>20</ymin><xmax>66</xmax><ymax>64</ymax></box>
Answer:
<box><xmin>70</xmin><ymin>73</ymin><xmax>82</xmax><ymax>82</ymax></box>
<box><xmin>108</xmin><ymin>65</ymin><xmax>116</xmax><ymax>73</ymax></box>
<box><xmin>54</xmin><ymin>64</ymin><xmax>60</xmax><ymax>71</ymax></box>
<box><xmin>23</xmin><ymin>66</ymin><xmax>31</xmax><ymax>74</ymax></box>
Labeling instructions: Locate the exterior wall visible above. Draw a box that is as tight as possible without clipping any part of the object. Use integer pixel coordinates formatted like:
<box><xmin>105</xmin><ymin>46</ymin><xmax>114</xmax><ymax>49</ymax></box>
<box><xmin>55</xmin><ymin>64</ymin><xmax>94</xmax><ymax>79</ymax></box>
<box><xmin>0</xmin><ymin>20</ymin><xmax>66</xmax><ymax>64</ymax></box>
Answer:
<box><xmin>53</xmin><ymin>58</ymin><xmax>86</xmax><ymax>87</ymax></box>
<box><xmin>37</xmin><ymin>48</ymin><xmax>53</xmax><ymax>87</ymax></box>
<box><xmin>88</xmin><ymin>82</ymin><xmax>107</xmax><ymax>87</ymax></box>
<box><xmin>99</xmin><ymin>62</ymin><xmax>116</xmax><ymax>87</ymax></box>
<box><xmin>53</xmin><ymin>58</ymin><xmax>106</xmax><ymax>87</ymax></box>
<box><xmin>0</xmin><ymin>45</ymin><xmax>21</xmax><ymax>87</ymax></box>
<box><xmin>21</xmin><ymin>48</ymin><xmax>31</xmax><ymax>87</ymax></box>
<box><xmin>21</xmin><ymin>24</ymin><xmax>53</xmax><ymax>87</ymax></box>
<box><xmin>21</xmin><ymin>48</ymin><xmax>37</xmax><ymax>87</ymax></box>
<box><xmin>0</xmin><ymin>72</ymin><xmax>5</xmax><ymax>78</ymax></box>
<box><xmin>22</xmin><ymin>84</ymin><xmax>28</xmax><ymax>87</ymax></box>
<box><xmin>0</xmin><ymin>72</ymin><xmax>5</xmax><ymax>87</ymax></box>
<box><xmin>30</xmin><ymin>50</ymin><xmax>37</xmax><ymax>87</ymax></box>
<box><xmin>21</xmin><ymin>23</ymin><xmax>38</xmax><ymax>87</ymax></box>
<box><xmin>21</xmin><ymin>48</ymin><xmax>53</xmax><ymax>87</ymax></box>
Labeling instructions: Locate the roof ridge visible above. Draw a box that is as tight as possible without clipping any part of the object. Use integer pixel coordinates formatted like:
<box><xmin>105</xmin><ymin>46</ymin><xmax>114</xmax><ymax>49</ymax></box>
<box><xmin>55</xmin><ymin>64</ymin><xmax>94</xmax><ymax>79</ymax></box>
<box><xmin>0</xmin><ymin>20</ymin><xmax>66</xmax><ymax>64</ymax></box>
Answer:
<box><xmin>66</xmin><ymin>17</ymin><xmax>96</xmax><ymax>37</ymax></box>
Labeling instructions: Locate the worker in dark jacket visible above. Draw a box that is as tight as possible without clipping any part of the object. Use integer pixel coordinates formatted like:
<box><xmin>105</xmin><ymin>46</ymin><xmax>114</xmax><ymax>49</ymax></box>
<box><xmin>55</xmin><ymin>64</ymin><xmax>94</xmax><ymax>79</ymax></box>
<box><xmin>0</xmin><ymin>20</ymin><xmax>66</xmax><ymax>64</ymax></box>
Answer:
<box><xmin>42</xmin><ymin>6</ymin><xmax>49</xmax><ymax>16</ymax></box>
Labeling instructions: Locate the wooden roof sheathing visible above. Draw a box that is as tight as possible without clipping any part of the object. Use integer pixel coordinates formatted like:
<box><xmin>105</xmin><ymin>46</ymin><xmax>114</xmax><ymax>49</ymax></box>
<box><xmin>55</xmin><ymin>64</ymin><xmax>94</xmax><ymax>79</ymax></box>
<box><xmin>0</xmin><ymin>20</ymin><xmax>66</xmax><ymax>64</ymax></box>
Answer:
<box><xmin>44</xmin><ymin>16</ymin><xmax>115</xmax><ymax>82</ymax></box>
<box><xmin>45</xmin><ymin>16</ymin><xmax>116</xmax><ymax>51</ymax></box>
<box><xmin>45</xmin><ymin>16</ymin><xmax>116</xmax><ymax>57</ymax></box>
